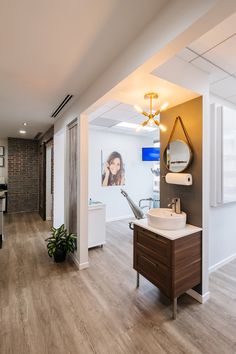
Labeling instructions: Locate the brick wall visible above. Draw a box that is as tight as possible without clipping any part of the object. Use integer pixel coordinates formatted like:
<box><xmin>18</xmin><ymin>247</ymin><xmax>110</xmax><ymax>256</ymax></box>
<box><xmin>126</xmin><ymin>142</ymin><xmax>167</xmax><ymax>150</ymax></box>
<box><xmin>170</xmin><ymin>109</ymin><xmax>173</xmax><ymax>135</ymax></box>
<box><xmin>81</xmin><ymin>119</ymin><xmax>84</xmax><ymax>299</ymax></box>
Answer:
<box><xmin>8</xmin><ymin>138</ymin><xmax>39</xmax><ymax>213</ymax></box>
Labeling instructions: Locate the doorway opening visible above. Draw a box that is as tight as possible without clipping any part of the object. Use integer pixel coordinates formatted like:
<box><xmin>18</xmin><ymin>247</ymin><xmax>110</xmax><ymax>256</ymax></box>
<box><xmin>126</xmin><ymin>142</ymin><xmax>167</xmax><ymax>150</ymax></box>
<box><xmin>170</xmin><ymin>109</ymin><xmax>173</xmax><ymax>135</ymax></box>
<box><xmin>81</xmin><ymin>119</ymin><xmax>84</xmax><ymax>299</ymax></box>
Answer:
<box><xmin>87</xmin><ymin>99</ymin><xmax>159</xmax><ymax>249</ymax></box>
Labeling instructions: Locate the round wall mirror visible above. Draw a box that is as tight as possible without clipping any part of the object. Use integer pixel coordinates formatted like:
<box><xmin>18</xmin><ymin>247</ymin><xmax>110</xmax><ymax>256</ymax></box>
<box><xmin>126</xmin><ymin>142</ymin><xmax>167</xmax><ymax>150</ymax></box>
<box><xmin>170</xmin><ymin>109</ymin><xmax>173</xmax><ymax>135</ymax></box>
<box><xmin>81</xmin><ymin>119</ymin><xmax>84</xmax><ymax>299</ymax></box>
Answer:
<box><xmin>163</xmin><ymin>140</ymin><xmax>192</xmax><ymax>172</ymax></box>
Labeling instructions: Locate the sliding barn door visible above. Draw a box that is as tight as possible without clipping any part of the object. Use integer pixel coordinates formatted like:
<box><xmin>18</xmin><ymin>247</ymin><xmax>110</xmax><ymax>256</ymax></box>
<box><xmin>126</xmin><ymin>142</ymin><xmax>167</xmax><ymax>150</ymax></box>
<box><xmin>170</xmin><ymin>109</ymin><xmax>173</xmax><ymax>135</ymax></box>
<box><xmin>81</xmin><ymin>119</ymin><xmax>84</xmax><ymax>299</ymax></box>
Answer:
<box><xmin>39</xmin><ymin>143</ymin><xmax>46</xmax><ymax>220</ymax></box>
<box><xmin>45</xmin><ymin>141</ymin><xmax>53</xmax><ymax>220</ymax></box>
<box><xmin>68</xmin><ymin>121</ymin><xmax>78</xmax><ymax>235</ymax></box>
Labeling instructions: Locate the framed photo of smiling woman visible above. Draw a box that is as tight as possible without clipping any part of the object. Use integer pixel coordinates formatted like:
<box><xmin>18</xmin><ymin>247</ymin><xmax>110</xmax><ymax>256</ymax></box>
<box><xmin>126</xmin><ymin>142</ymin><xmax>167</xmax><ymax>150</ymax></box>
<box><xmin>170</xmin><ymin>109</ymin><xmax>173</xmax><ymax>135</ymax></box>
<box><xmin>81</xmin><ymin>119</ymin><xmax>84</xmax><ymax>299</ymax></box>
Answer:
<box><xmin>101</xmin><ymin>150</ymin><xmax>125</xmax><ymax>187</ymax></box>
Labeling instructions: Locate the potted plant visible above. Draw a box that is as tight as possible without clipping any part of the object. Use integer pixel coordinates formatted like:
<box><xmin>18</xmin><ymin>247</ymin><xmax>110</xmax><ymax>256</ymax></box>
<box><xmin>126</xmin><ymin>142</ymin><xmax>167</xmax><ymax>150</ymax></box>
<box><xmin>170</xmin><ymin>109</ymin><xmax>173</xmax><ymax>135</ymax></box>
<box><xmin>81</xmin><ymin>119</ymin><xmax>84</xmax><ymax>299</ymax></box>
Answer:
<box><xmin>45</xmin><ymin>224</ymin><xmax>77</xmax><ymax>263</ymax></box>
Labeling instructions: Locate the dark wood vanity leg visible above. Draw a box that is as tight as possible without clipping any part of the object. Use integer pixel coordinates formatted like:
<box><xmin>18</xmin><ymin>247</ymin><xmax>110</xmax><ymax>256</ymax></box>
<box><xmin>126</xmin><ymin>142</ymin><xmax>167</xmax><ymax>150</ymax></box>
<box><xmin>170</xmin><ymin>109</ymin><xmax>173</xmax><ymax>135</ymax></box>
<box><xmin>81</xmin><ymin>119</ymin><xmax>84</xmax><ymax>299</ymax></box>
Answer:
<box><xmin>173</xmin><ymin>298</ymin><xmax>177</xmax><ymax>319</ymax></box>
<box><xmin>136</xmin><ymin>272</ymin><xmax>140</xmax><ymax>287</ymax></box>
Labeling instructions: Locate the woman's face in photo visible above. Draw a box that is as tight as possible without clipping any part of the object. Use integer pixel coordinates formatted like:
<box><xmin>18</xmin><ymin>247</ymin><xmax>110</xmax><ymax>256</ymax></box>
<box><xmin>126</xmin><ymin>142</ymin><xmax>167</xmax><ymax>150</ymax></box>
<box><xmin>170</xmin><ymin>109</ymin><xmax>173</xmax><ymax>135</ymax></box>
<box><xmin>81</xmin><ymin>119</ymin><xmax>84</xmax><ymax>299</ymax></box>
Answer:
<box><xmin>109</xmin><ymin>157</ymin><xmax>121</xmax><ymax>175</ymax></box>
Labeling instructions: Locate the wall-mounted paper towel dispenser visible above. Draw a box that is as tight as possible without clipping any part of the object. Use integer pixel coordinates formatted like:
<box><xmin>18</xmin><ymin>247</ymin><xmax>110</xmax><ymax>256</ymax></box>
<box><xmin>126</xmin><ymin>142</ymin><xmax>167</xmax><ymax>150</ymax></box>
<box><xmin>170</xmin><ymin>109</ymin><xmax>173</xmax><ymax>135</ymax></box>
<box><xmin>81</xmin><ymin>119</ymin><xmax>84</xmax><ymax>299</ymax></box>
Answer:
<box><xmin>165</xmin><ymin>173</ymin><xmax>192</xmax><ymax>186</ymax></box>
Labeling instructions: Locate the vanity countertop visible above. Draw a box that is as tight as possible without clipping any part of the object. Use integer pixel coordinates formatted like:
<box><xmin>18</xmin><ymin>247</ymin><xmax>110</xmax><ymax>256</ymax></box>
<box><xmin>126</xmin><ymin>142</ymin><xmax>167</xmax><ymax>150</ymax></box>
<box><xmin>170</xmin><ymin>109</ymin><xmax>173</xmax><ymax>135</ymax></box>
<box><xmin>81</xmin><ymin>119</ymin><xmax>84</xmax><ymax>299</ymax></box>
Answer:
<box><xmin>133</xmin><ymin>219</ymin><xmax>202</xmax><ymax>240</ymax></box>
<box><xmin>88</xmin><ymin>202</ymin><xmax>106</xmax><ymax>210</ymax></box>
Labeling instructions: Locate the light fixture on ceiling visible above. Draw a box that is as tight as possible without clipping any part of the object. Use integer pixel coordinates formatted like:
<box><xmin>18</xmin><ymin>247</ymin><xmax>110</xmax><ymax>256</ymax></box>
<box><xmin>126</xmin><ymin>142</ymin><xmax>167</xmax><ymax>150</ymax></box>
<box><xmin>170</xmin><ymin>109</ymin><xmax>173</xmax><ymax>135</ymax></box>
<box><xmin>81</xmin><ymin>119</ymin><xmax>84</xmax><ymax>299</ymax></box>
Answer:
<box><xmin>116</xmin><ymin>122</ymin><xmax>138</xmax><ymax>129</ymax></box>
<box><xmin>134</xmin><ymin>92</ymin><xmax>169</xmax><ymax>131</ymax></box>
<box><xmin>115</xmin><ymin>121</ymin><xmax>156</xmax><ymax>132</ymax></box>
<box><xmin>23</xmin><ymin>122</ymin><xmax>27</xmax><ymax>126</ymax></box>
<box><xmin>19</xmin><ymin>130</ymin><xmax>26</xmax><ymax>134</ymax></box>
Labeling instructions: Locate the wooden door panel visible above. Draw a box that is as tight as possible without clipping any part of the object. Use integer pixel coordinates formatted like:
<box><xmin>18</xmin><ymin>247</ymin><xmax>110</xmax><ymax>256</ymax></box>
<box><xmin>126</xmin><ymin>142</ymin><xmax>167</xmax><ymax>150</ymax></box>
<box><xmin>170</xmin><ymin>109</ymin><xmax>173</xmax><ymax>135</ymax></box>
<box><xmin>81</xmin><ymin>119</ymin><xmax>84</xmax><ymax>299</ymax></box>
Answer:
<box><xmin>68</xmin><ymin>123</ymin><xmax>77</xmax><ymax>235</ymax></box>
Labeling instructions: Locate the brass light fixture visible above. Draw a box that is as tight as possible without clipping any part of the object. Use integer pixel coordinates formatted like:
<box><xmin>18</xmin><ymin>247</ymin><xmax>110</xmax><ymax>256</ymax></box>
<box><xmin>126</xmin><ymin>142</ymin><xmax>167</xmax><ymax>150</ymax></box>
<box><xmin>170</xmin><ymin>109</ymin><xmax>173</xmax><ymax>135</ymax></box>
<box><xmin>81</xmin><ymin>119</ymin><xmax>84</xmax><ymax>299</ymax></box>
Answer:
<box><xmin>134</xmin><ymin>92</ymin><xmax>169</xmax><ymax>131</ymax></box>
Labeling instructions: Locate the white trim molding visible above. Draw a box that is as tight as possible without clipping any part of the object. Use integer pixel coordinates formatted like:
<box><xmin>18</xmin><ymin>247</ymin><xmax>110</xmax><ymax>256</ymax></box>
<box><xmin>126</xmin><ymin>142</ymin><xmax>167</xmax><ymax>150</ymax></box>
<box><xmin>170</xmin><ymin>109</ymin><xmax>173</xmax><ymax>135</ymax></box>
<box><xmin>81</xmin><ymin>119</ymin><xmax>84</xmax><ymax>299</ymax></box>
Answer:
<box><xmin>209</xmin><ymin>253</ymin><xmax>236</xmax><ymax>274</ymax></box>
<box><xmin>186</xmin><ymin>289</ymin><xmax>210</xmax><ymax>304</ymax></box>
<box><xmin>70</xmin><ymin>253</ymin><xmax>89</xmax><ymax>270</ymax></box>
<box><xmin>78</xmin><ymin>262</ymin><xmax>90</xmax><ymax>270</ymax></box>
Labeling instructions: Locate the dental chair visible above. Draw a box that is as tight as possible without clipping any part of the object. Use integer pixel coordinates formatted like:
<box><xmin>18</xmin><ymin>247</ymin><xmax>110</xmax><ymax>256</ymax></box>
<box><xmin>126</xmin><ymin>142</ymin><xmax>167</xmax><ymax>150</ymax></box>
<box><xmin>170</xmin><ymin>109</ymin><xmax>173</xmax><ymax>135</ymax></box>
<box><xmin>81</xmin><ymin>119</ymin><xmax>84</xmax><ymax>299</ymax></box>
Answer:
<box><xmin>121</xmin><ymin>189</ymin><xmax>159</xmax><ymax>230</ymax></box>
<box><xmin>120</xmin><ymin>189</ymin><xmax>144</xmax><ymax>220</ymax></box>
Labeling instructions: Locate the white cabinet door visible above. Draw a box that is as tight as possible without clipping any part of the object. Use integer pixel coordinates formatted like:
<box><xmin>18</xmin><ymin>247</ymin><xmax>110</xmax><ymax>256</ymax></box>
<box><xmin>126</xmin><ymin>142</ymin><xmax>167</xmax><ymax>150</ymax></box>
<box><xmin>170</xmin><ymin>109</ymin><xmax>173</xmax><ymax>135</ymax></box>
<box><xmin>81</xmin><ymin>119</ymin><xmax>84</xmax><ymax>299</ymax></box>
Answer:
<box><xmin>210</xmin><ymin>104</ymin><xmax>236</xmax><ymax>206</ymax></box>
<box><xmin>88</xmin><ymin>204</ymin><xmax>106</xmax><ymax>248</ymax></box>
<box><xmin>222</xmin><ymin>106</ymin><xmax>236</xmax><ymax>204</ymax></box>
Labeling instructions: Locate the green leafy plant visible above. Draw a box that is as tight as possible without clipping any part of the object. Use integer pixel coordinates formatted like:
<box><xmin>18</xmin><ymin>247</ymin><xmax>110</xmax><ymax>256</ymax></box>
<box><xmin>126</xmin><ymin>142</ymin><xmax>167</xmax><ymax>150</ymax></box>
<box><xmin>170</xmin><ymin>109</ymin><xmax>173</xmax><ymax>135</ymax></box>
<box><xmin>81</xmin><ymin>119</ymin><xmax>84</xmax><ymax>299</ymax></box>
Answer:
<box><xmin>45</xmin><ymin>224</ymin><xmax>77</xmax><ymax>258</ymax></box>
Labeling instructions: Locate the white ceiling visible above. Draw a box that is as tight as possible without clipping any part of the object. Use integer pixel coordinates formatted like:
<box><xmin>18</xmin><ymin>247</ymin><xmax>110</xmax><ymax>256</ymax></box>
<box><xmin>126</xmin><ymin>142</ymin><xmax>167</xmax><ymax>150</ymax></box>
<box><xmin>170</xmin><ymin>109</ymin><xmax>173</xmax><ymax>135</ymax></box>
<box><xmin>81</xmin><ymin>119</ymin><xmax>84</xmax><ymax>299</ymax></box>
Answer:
<box><xmin>177</xmin><ymin>12</ymin><xmax>236</xmax><ymax>105</ymax></box>
<box><xmin>89</xmin><ymin>73</ymin><xmax>199</xmax><ymax>138</ymax></box>
<box><xmin>89</xmin><ymin>9</ymin><xmax>236</xmax><ymax>138</ymax></box>
<box><xmin>89</xmin><ymin>100</ymin><xmax>160</xmax><ymax>138</ymax></box>
<box><xmin>0</xmin><ymin>0</ymin><xmax>167</xmax><ymax>138</ymax></box>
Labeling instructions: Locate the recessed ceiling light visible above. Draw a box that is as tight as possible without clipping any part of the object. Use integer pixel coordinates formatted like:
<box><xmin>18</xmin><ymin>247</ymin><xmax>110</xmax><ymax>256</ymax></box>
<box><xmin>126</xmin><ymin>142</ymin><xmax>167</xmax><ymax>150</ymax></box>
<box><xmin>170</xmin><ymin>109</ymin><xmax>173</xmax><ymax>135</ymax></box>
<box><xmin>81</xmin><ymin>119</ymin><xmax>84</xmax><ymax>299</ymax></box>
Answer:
<box><xmin>116</xmin><ymin>122</ymin><xmax>139</xmax><ymax>129</ymax></box>
<box><xmin>23</xmin><ymin>122</ymin><xmax>27</xmax><ymax>126</ymax></box>
<box><xmin>19</xmin><ymin>130</ymin><xmax>26</xmax><ymax>134</ymax></box>
<box><xmin>115</xmin><ymin>121</ymin><xmax>157</xmax><ymax>132</ymax></box>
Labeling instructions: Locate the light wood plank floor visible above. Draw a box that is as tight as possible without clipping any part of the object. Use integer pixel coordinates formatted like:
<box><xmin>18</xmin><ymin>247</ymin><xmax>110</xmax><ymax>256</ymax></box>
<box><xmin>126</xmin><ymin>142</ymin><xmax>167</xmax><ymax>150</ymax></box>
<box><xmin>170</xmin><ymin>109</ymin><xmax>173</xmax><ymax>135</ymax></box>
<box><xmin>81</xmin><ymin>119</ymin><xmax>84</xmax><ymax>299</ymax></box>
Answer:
<box><xmin>0</xmin><ymin>213</ymin><xmax>236</xmax><ymax>354</ymax></box>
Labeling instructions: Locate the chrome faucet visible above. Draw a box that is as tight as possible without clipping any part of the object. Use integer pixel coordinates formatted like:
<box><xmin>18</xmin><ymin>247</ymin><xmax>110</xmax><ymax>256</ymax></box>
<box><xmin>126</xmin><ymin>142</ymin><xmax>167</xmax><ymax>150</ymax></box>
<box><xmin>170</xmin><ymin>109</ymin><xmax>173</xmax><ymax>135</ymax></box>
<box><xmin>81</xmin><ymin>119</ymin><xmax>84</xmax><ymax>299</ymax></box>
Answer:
<box><xmin>168</xmin><ymin>198</ymin><xmax>181</xmax><ymax>214</ymax></box>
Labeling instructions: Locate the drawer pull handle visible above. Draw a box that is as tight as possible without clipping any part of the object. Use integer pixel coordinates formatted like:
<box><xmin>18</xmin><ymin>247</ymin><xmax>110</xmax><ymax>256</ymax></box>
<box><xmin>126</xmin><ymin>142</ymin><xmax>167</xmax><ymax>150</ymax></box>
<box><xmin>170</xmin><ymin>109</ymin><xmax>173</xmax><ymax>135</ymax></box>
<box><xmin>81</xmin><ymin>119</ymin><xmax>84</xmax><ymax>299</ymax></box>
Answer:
<box><xmin>142</xmin><ymin>255</ymin><xmax>158</xmax><ymax>269</ymax></box>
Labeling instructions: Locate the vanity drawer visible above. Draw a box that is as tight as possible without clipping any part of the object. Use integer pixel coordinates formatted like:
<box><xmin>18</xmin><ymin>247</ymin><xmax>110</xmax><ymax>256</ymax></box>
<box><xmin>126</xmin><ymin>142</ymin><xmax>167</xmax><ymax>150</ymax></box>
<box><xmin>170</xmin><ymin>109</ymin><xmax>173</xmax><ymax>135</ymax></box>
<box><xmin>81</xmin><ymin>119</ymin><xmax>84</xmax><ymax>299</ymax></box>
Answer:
<box><xmin>135</xmin><ymin>249</ymin><xmax>170</xmax><ymax>296</ymax></box>
<box><xmin>134</xmin><ymin>226</ymin><xmax>171</xmax><ymax>266</ymax></box>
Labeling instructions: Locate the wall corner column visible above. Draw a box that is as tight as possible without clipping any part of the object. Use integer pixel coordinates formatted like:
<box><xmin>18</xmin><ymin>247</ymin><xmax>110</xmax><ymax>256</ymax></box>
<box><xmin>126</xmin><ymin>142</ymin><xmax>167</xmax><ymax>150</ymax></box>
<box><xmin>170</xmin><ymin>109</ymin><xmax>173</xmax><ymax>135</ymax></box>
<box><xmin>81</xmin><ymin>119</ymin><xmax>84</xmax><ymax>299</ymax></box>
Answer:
<box><xmin>77</xmin><ymin>113</ymin><xmax>89</xmax><ymax>269</ymax></box>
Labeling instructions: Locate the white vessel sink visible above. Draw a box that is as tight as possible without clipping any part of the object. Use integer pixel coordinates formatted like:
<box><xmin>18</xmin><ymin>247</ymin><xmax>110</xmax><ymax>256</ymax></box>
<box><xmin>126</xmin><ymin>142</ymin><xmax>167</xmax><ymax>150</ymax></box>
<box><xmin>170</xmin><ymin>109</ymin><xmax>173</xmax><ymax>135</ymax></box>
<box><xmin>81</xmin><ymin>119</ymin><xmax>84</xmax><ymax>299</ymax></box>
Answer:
<box><xmin>146</xmin><ymin>208</ymin><xmax>186</xmax><ymax>230</ymax></box>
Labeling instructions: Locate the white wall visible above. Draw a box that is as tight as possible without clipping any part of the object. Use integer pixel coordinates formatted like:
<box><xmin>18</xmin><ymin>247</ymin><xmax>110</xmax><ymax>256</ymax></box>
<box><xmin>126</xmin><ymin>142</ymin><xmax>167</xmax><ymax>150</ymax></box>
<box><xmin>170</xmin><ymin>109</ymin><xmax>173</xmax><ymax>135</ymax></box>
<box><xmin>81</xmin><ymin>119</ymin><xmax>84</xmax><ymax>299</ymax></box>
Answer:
<box><xmin>0</xmin><ymin>138</ymin><xmax>8</xmax><ymax>182</ymax></box>
<box><xmin>209</xmin><ymin>203</ymin><xmax>236</xmax><ymax>270</ymax></box>
<box><xmin>89</xmin><ymin>129</ymin><xmax>154</xmax><ymax>221</ymax></box>
<box><xmin>209</xmin><ymin>95</ymin><xmax>236</xmax><ymax>271</ymax></box>
<box><xmin>210</xmin><ymin>94</ymin><xmax>236</xmax><ymax>110</ymax></box>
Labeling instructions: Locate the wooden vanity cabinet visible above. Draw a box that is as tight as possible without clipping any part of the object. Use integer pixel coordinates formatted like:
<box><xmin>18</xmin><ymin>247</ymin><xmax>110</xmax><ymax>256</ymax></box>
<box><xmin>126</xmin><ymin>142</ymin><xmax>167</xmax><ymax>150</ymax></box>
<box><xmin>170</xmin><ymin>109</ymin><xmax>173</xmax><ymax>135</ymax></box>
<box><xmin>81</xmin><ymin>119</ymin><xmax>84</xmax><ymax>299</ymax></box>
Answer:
<box><xmin>133</xmin><ymin>225</ymin><xmax>202</xmax><ymax>317</ymax></box>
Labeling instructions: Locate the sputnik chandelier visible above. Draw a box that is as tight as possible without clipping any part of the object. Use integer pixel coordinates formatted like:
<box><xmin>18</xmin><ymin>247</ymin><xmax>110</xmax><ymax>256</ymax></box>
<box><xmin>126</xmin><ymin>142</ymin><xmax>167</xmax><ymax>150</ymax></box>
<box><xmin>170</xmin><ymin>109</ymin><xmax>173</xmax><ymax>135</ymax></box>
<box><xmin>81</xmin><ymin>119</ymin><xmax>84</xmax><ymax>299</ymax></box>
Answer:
<box><xmin>134</xmin><ymin>92</ymin><xmax>169</xmax><ymax>131</ymax></box>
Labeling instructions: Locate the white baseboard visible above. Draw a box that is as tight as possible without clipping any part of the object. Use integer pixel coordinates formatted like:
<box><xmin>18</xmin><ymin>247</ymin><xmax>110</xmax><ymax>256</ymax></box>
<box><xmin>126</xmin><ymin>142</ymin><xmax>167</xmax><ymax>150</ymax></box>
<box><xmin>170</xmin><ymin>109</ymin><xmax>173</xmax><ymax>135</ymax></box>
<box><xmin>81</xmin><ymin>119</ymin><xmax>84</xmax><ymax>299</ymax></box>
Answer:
<box><xmin>106</xmin><ymin>214</ymin><xmax>134</xmax><ymax>222</ymax></box>
<box><xmin>209</xmin><ymin>252</ymin><xmax>236</xmax><ymax>273</ymax></box>
<box><xmin>186</xmin><ymin>289</ymin><xmax>210</xmax><ymax>303</ymax></box>
<box><xmin>69</xmin><ymin>253</ymin><xmax>89</xmax><ymax>270</ymax></box>
<box><xmin>78</xmin><ymin>262</ymin><xmax>90</xmax><ymax>270</ymax></box>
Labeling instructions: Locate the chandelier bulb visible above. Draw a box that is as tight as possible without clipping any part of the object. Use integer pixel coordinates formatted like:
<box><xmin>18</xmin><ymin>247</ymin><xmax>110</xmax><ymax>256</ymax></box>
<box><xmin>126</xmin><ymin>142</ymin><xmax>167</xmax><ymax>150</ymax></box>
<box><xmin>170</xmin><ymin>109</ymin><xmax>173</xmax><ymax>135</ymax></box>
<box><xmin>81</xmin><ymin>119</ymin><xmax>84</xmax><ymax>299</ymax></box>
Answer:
<box><xmin>134</xmin><ymin>105</ymin><xmax>143</xmax><ymax>114</ymax></box>
<box><xmin>159</xmin><ymin>124</ymin><xmax>167</xmax><ymax>132</ymax></box>
<box><xmin>148</xmin><ymin>118</ymin><xmax>155</xmax><ymax>126</ymax></box>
